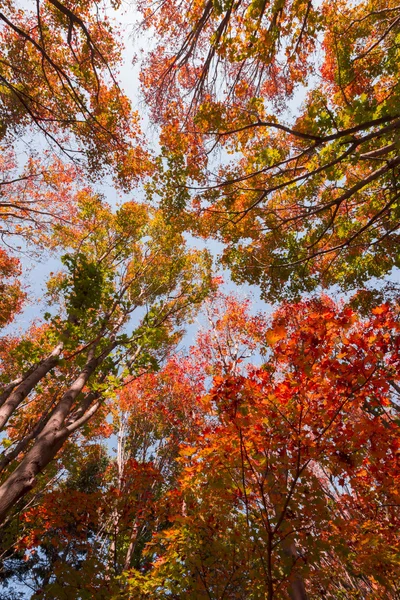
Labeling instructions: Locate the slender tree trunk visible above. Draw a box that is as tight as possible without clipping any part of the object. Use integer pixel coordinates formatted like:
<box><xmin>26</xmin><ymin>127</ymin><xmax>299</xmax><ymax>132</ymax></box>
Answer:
<box><xmin>272</xmin><ymin>479</ymin><xmax>308</xmax><ymax>599</ymax></box>
<box><xmin>107</xmin><ymin>417</ymin><xmax>126</xmax><ymax>574</ymax></box>
<box><xmin>0</xmin><ymin>342</ymin><xmax>63</xmax><ymax>430</ymax></box>
<box><xmin>123</xmin><ymin>520</ymin><xmax>142</xmax><ymax>570</ymax></box>
<box><xmin>282</xmin><ymin>539</ymin><xmax>308</xmax><ymax>600</ymax></box>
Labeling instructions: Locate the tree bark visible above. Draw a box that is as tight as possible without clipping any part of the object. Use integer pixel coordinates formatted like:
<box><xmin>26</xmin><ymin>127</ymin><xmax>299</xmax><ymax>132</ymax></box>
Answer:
<box><xmin>0</xmin><ymin>342</ymin><xmax>63</xmax><ymax>430</ymax></box>
<box><xmin>0</xmin><ymin>351</ymin><xmax>100</xmax><ymax>524</ymax></box>
<box><xmin>283</xmin><ymin>540</ymin><xmax>308</xmax><ymax>600</ymax></box>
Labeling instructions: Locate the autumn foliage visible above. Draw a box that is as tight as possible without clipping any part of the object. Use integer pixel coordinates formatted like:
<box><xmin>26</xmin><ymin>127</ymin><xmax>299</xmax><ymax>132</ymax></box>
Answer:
<box><xmin>139</xmin><ymin>0</ymin><xmax>400</xmax><ymax>300</ymax></box>
<box><xmin>1</xmin><ymin>0</ymin><xmax>400</xmax><ymax>598</ymax></box>
<box><xmin>2</xmin><ymin>295</ymin><xmax>399</xmax><ymax>598</ymax></box>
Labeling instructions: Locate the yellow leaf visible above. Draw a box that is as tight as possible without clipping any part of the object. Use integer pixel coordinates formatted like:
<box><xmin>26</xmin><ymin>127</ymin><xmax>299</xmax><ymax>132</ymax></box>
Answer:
<box><xmin>180</xmin><ymin>446</ymin><xmax>197</xmax><ymax>457</ymax></box>
<box><xmin>265</xmin><ymin>325</ymin><xmax>286</xmax><ymax>345</ymax></box>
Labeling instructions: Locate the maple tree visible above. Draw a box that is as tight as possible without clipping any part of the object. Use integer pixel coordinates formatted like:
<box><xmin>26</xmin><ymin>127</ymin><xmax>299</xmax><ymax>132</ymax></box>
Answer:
<box><xmin>0</xmin><ymin>344</ymin><xmax>208</xmax><ymax>598</ymax></box>
<box><xmin>139</xmin><ymin>0</ymin><xmax>400</xmax><ymax>299</ymax></box>
<box><xmin>120</xmin><ymin>296</ymin><xmax>400</xmax><ymax>599</ymax></box>
<box><xmin>0</xmin><ymin>0</ymin><xmax>153</xmax><ymax>329</ymax></box>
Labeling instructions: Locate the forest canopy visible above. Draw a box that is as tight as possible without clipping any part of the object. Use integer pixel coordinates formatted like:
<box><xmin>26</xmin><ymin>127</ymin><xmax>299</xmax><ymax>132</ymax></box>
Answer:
<box><xmin>0</xmin><ymin>0</ymin><xmax>399</xmax><ymax>598</ymax></box>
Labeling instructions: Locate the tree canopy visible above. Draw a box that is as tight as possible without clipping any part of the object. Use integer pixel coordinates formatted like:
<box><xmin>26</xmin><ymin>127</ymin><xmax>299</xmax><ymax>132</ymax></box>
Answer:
<box><xmin>0</xmin><ymin>0</ymin><xmax>399</xmax><ymax>598</ymax></box>
<box><xmin>140</xmin><ymin>0</ymin><xmax>400</xmax><ymax>300</ymax></box>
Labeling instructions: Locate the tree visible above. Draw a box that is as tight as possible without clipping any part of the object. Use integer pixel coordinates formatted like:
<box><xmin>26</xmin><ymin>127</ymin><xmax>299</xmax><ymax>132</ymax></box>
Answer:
<box><xmin>3</xmin><ymin>294</ymin><xmax>399</xmax><ymax>598</ymax></box>
<box><xmin>0</xmin><ymin>0</ymin><xmax>153</xmax><ymax>330</ymax></box>
<box><xmin>0</xmin><ymin>443</ymin><xmax>111</xmax><ymax>599</ymax></box>
<box><xmin>0</xmin><ymin>193</ymin><xmax>212</xmax><ymax>525</ymax></box>
<box><xmin>139</xmin><ymin>0</ymin><xmax>400</xmax><ymax>299</ymax></box>
<box><xmin>0</xmin><ymin>0</ymin><xmax>149</xmax><ymax>188</ymax></box>
<box><xmin>0</xmin><ymin>293</ymin><xmax>264</xmax><ymax>597</ymax></box>
<box><xmin>120</xmin><ymin>296</ymin><xmax>400</xmax><ymax>599</ymax></box>
<box><xmin>0</xmin><ymin>345</ymin><xmax>210</xmax><ymax>598</ymax></box>
<box><xmin>1</xmin><ymin>2</ymin><xmax>400</xmax><ymax>597</ymax></box>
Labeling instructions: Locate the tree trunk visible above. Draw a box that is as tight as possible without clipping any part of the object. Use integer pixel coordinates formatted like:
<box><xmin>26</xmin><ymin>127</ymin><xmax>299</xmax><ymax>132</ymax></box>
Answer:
<box><xmin>0</xmin><ymin>423</ymin><xmax>69</xmax><ymax>523</ymax></box>
<box><xmin>282</xmin><ymin>539</ymin><xmax>308</xmax><ymax>600</ymax></box>
<box><xmin>0</xmin><ymin>352</ymin><xmax>100</xmax><ymax>524</ymax></box>
<box><xmin>0</xmin><ymin>342</ymin><xmax>63</xmax><ymax>430</ymax></box>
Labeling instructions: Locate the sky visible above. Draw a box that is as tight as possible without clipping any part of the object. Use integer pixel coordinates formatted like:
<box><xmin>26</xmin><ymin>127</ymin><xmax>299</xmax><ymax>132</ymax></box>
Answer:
<box><xmin>8</xmin><ymin>0</ymin><xmax>398</xmax><ymax>345</ymax></box>
<box><xmin>5</xmin><ymin>0</ymin><xmax>274</xmax><ymax>350</ymax></box>
<box><xmin>2</xmin><ymin>2</ymin><xmax>400</xmax><ymax>597</ymax></box>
